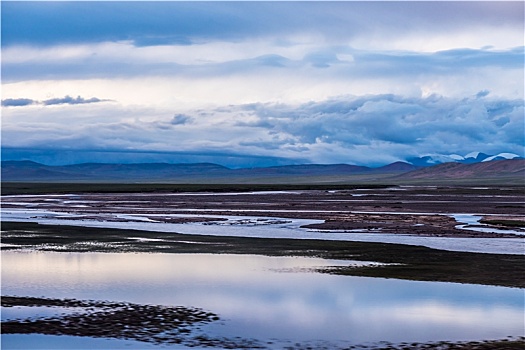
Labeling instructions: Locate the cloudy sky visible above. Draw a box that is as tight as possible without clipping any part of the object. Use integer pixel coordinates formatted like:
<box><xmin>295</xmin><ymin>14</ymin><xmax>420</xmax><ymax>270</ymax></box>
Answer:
<box><xmin>2</xmin><ymin>1</ymin><xmax>524</xmax><ymax>167</ymax></box>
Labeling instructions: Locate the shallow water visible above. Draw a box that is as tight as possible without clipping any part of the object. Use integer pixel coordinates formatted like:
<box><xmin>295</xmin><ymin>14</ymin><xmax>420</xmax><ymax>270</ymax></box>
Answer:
<box><xmin>451</xmin><ymin>213</ymin><xmax>525</xmax><ymax>235</ymax></box>
<box><xmin>3</xmin><ymin>208</ymin><xmax>525</xmax><ymax>254</ymax></box>
<box><xmin>2</xmin><ymin>251</ymin><xmax>524</xmax><ymax>349</ymax></box>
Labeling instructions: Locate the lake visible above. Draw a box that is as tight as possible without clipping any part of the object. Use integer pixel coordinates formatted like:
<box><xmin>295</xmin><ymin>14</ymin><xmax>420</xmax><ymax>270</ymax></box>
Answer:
<box><xmin>2</xmin><ymin>251</ymin><xmax>523</xmax><ymax>349</ymax></box>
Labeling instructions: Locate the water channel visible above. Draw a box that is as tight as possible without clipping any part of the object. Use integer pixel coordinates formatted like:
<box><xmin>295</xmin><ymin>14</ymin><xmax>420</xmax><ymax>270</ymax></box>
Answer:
<box><xmin>2</xmin><ymin>208</ymin><xmax>524</xmax><ymax>254</ymax></box>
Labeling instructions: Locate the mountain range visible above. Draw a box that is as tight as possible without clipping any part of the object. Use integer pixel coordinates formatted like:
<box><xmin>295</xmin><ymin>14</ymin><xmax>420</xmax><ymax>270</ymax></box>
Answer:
<box><xmin>407</xmin><ymin>152</ymin><xmax>521</xmax><ymax>166</ymax></box>
<box><xmin>2</xmin><ymin>158</ymin><xmax>524</xmax><ymax>184</ymax></box>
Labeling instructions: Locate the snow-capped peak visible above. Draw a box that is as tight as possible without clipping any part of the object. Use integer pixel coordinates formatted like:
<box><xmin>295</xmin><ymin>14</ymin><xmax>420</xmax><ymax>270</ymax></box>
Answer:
<box><xmin>481</xmin><ymin>153</ymin><xmax>520</xmax><ymax>162</ymax></box>
<box><xmin>449</xmin><ymin>154</ymin><xmax>465</xmax><ymax>161</ymax></box>
<box><xmin>464</xmin><ymin>151</ymin><xmax>481</xmax><ymax>159</ymax></box>
<box><xmin>426</xmin><ymin>154</ymin><xmax>458</xmax><ymax>163</ymax></box>
<box><xmin>407</xmin><ymin>152</ymin><xmax>521</xmax><ymax>166</ymax></box>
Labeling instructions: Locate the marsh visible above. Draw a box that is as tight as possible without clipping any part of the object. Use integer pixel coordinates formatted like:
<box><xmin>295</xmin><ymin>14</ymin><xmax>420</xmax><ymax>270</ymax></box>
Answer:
<box><xmin>1</xmin><ymin>185</ymin><xmax>524</xmax><ymax>349</ymax></box>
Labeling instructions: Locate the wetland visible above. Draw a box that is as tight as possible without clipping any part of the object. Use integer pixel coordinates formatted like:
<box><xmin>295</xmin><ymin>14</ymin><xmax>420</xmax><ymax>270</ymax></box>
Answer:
<box><xmin>1</xmin><ymin>184</ymin><xmax>524</xmax><ymax>349</ymax></box>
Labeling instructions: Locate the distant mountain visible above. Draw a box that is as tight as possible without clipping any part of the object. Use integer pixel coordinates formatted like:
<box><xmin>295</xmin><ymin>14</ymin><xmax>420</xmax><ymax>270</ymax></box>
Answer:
<box><xmin>463</xmin><ymin>151</ymin><xmax>490</xmax><ymax>163</ymax></box>
<box><xmin>395</xmin><ymin>159</ymin><xmax>525</xmax><ymax>181</ymax></box>
<box><xmin>407</xmin><ymin>152</ymin><xmax>521</xmax><ymax>166</ymax></box>
<box><xmin>1</xmin><ymin>161</ymin><xmax>231</xmax><ymax>182</ymax></box>
<box><xmin>59</xmin><ymin>162</ymin><xmax>230</xmax><ymax>179</ymax></box>
<box><xmin>1</xmin><ymin>160</ymin><xmax>91</xmax><ymax>180</ymax></box>
<box><xmin>482</xmin><ymin>153</ymin><xmax>522</xmax><ymax>162</ymax></box>
<box><xmin>233</xmin><ymin>164</ymin><xmax>372</xmax><ymax>176</ymax></box>
<box><xmin>1</xmin><ymin>160</ymin><xmax>412</xmax><ymax>182</ymax></box>
<box><xmin>2</xmin><ymin>159</ymin><xmax>522</xmax><ymax>184</ymax></box>
<box><xmin>372</xmin><ymin>161</ymin><xmax>419</xmax><ymax>173</ymax></box>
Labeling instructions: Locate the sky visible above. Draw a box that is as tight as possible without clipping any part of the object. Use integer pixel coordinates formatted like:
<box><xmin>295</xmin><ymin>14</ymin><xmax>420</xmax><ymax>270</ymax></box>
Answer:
<box><xmin>1</xmin><ymin>1</ymin><xmax>524</xmax><ymax>167</ymax></box>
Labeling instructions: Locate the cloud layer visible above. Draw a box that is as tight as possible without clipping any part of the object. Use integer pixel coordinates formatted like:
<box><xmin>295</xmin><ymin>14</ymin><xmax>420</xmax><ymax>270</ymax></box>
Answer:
<box><xmin>3</xmin><ymin>2</ymin><xmax>523</xmax><ymax>49</ymax></box>
<box><xmin>2</xmin><ymin>93</ymin><xmax>523</xmax><ymax>166</ymax></box>
<box><xmin>1</xmin><ymin>2</ymin><xmax>523</xmax><ymax>166</ymax></box>
<box><xmin>2</xmin><ymin>95</ymin><xmax>108</xmax><ymax>107</ymax></box>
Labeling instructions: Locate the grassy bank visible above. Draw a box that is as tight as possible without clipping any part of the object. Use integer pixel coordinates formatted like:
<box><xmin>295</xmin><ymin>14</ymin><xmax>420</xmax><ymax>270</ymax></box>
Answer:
<box><xmin>2</xmin><ymin>221</ymin><xmax>524</xmax><ymax>288</ymax></box>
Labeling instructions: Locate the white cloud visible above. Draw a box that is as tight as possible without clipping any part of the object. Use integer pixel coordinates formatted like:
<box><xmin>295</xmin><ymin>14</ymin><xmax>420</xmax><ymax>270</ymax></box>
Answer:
<box><xmin>1</xmin><ymin>38</ymin><xmax>321</xmax><ymax>68</ymax></box>
<box><xmin>3</xmin><ymin>38</ymin><xmax>522</xmax><ymax>111</ymax></box>
<box><xmin>2</xmin><ymin>93</ymin><xmax>523</xmax><ymax>166</ymax></box>
<box><xmin>350</xmin><ymin>25</ymin><xmax>523</xmax><ymax>53</ymax></box>
<box><xmin>3</xmin><ymin>47</ymin><xmax>522</xmax><ymax>112</ymax></box>
<box><xmin>2</xmin><ymin>1</ymin><xmax>523</xmax><ymax>166</ymax></box>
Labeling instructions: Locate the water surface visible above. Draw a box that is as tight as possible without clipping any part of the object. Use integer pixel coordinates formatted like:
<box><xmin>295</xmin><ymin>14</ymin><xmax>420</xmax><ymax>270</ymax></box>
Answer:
<box><xmin>3</xmin><ymin>208</ymin><xmax>524</xmax><ymax>254</ymax></box>
<box><xmin>2</xmin><ymin>251</ymin><xmax>523</xmax><ymax>349</ymax></box>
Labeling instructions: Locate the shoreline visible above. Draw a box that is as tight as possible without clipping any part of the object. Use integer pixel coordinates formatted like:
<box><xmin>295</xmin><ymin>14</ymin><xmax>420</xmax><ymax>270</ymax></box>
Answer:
<box><xmin>2</xmin><ymin>186</ymin><xmax>524</xmax><ymax>241</ymax></box>
<box><xmin>2</xmin><ymin>221</ymin><xmax>524</xmax><ymax>288</ymax></box>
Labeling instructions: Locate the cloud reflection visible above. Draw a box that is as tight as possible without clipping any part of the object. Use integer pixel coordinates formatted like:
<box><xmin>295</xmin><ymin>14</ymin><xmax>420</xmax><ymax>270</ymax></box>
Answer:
<box><xmin>2</xmin><ymin>252</ymin><xmax>523</xmax><ymax>343</ymax></box>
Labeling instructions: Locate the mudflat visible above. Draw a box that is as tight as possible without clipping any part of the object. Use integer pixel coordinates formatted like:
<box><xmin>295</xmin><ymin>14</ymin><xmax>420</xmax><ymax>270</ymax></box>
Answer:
<box><xmin>2</xmin><ymin>184</ymin><xmax>525</xmax><ymax>349</ymax></box>
<box><xmin>2</xmin><ymin>184</ymin><xmax>524</xmax><ymax>238</ymax></box>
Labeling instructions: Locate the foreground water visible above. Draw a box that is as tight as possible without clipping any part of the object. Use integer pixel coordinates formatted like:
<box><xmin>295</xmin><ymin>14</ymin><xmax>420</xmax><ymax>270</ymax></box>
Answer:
<box><xmin>2</xmin><ymin>251</ymin><xmax>524</xmax><ymax>349</ymax></box>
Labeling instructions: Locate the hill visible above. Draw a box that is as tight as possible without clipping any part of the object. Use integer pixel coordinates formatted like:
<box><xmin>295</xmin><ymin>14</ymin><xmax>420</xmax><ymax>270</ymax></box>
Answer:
<box><xmin>1</xmin><ymin>159</ymin><xmax>523</xmax><ymax>185</ymax></box>
<box><xmin>394</xmin><ymin>159</ymin><xmax>525</xmax><ymax>184</ymax></box>
<box><xmin>1</xmin><ymin>160</ymin><xmax>412</xmax><ymax>183</ymax></box>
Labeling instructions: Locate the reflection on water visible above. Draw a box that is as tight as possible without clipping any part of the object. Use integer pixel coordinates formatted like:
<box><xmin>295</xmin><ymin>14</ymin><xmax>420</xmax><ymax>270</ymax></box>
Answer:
<box><xmin>451</xmin><ymin>214</ymin><xmax>525</xmax><ymax>235</ymax></box>
<box><xmin>2</xmin><ymin>251</ymin><xmax>524</xmax><ymax>348</ymax></box>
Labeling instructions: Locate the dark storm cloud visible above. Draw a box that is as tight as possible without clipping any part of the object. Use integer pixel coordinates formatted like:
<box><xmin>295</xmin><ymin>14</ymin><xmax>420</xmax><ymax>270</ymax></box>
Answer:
<box><xmin>1</xmin><ymin>98</ymin><xmax>36</xmax><ymax>107</ymax></box>
<box><xmin>2</xmin><ymin>96</ymin><xmax>109</xmax><ymax>107</ymax></box>
<box><xmin>231</xmin><ymin>93</ymin><xmax>524</xmax><ymax>156</ymax></box>
<box><xmin>2</xmin><ymin>2</ymin><xmax>523</xmax><ymax>47</ymax></box>
<box><xmin>171</xmin><ymin>114</ymin><xmax>193</xmax><ymax>125</ymax></box>
<box><xmin>42</xmin><ymin>95</ymin><xmax>107</xmax><ymax>106</ymax></box>
<box><xmin>0</xmin><ymin>147</ymin><xmax>306</xmax><ymax>168</ymax></box>
<box><xmin>2</xmin><ymin>2</ymin><xmax>522</xmax><ymax>86</ymax></box>
<box><xmin>1</xmin><ymin>2</ymin><xmax>281</xmax><ymax>47</ymax></box>
<box><xmin>476</xmin><ymin>90</ymin><xmax>490</xmax><ymax>99</ymax></box>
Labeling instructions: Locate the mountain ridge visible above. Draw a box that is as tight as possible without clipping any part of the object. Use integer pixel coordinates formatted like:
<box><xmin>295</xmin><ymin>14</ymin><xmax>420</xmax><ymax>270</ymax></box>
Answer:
<box><xmin>2</xmin><ymin>159</ymin><xmax>523</xmax><ymax>184</ymax></box>
<box><xmin>397</xmin><ymin>159</ymin><xmax>525</xmax><ymax>180</ymax></box>
<box><xmin>1</xmin><ymin>160</ymin><xmax>396</xmax><ymax>181</ymax></box>
<box><xmin>407</xmin><ymin>152</ymin><xmax>522</xmax><ymax>166</ymax></box>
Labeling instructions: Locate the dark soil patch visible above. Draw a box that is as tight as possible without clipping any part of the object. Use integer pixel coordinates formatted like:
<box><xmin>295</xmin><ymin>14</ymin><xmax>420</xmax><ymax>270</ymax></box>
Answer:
<box><xmin>1</xmin><ymin>296</ymin><xmax>262</xmax><ymax>348</ymax></box>
<box><xmin>2</xmin><ymin>296</ymin><xmax>523</xmax><ymax>349</ymax></box>
<box><xmin>301</xmin><ymin>213</ymin><xmax>522</xmax><ymax>237</ymax></box>
<box><xmin>0</xmin><ymin>182</ymin><xmax>389</xmax><ymax>196</ymax></box>
<box><xmin>480</xmin><ymin>219</ymin><xmax>525</xmax><ymax>228</ymax></box>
